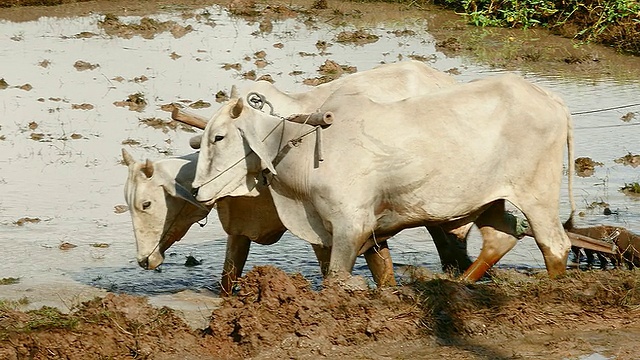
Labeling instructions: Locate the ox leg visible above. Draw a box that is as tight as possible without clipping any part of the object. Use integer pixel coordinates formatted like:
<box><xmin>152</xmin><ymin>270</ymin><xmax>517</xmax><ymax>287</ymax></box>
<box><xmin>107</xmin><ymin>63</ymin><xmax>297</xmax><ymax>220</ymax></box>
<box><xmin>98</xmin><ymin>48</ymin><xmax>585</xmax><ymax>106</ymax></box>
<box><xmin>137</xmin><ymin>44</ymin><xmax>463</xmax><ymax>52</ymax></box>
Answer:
<box><xmin>327</xmin><ymin>226</ymin><xmax>366</xmax><ymax>281</ymax></box>
<box><xmin>311</xmin><ymin>244</ymin><xmax>332</xmax><ymax>276</ymax></box>
<box><xmin>363</xmin><ymin>240</ymin><xmax>397</xmax><ymax>287</ymax></box>
<box><xmin>427</xmin><ymin>225</ymin><xmax>473</xmax><ymax>274</ymax></box>
<box><xmin>220</xmin><ymin>235</ymin><xmax>251</xmax><ymax>296</ymax></box>
<box><xmin>521</xmin><ymin>205</ymin><xmax>571</xmax><ymax>278</ymax></box>
<box><xmin>461</xmin><ymin>201</ymin><xmax>518</xmax><ymax>282</ymax></box>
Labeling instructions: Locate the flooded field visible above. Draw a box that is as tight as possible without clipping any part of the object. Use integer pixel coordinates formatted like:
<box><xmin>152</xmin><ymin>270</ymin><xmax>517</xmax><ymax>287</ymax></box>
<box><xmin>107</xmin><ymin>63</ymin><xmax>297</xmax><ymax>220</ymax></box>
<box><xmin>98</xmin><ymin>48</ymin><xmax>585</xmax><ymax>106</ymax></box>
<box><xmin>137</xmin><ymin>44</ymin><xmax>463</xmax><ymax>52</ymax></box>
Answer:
<box><xmin>1</xmin><ymin>1</ymin><xmax>639</xmax><ymax>324</ymax></box>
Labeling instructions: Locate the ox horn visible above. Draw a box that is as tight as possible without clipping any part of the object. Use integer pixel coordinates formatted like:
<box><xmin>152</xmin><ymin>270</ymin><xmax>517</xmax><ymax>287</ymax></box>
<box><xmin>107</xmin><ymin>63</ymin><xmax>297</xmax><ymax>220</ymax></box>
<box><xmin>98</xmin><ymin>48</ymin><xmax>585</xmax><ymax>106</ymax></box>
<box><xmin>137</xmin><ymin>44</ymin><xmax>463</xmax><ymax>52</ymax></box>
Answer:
<box><xmin>141</xmin><ymin>159</ymin><xmax>154</xmax><ymax>178</ymax></box>
<box><xmin>121</xmin><ymin>148</ymin><xmax>135</xmax><ymax>167</ymax></box>
<box><xmin>230</xmin><ymin>85</ymin><xmax>239</xmax><ymax>99</ymax></box>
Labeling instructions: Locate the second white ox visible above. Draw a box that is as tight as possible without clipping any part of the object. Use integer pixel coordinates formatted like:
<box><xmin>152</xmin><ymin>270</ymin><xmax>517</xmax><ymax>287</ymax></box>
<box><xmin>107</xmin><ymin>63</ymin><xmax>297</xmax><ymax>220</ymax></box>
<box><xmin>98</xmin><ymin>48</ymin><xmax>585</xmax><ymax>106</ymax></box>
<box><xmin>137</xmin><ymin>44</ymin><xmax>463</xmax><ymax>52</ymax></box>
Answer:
<box><xmin>192</xmin><ymin>73</ymin><xmax>576</xmax><ymax>280</ymax></box>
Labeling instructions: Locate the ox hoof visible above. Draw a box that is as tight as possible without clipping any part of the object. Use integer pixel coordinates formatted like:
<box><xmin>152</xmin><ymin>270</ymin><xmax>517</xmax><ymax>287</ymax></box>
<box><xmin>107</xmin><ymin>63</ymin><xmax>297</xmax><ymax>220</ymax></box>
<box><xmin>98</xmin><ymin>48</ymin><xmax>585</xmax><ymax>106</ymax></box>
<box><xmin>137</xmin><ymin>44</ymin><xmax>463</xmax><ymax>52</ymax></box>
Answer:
<box><xmin>325</xmin><ymin>274</ymin><xmax>370</xmax><ymax>292</ymax></box>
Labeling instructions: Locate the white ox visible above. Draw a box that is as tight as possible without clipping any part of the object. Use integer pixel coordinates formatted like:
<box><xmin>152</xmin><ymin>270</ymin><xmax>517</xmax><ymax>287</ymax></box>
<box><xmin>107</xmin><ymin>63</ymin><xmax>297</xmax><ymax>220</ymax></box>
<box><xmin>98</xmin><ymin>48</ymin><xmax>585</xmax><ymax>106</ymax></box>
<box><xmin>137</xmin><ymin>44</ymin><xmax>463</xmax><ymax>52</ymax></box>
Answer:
<box><xmin>192</xmin><ymin>73</ymin><xmax>576</xmax><ymax>281</ymax></box>
<box><xmin>124</xmin><ymin>60</ymin><xmax>476</xmax><ymax>294</ymax></box>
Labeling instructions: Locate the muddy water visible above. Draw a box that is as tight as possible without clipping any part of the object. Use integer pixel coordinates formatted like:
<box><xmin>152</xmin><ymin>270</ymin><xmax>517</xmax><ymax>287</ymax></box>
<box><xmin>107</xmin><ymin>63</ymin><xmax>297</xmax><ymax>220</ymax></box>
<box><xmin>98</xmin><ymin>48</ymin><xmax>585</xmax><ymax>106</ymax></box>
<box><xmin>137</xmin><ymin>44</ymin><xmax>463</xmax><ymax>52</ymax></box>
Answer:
<box><xmin>1</xmin><ymin>5</ymin><xmax>639</xmax><ymax>320</ymax></box>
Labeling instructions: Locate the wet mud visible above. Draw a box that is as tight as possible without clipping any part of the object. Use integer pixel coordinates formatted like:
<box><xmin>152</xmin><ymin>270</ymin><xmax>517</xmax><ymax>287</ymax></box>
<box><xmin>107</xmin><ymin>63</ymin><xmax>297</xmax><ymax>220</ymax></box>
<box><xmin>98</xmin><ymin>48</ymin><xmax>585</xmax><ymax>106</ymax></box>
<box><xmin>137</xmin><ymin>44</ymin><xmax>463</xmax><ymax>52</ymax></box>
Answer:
<box><xmin>2</xmin><ymin>266</ymin><xmax>640</xmax><ymax>359</ymax></box>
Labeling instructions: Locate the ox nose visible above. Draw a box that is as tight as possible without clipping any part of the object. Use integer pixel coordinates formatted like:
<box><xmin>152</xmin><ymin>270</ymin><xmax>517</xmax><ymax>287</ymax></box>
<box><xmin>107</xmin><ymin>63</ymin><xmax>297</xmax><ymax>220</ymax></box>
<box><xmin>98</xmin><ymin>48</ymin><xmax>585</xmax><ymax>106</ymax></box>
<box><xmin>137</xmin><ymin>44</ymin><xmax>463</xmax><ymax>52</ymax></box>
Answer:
<box><xmin>138</xmin><ymin>257</ymin><xmax>150</xmax><ymax>270</ymax></box>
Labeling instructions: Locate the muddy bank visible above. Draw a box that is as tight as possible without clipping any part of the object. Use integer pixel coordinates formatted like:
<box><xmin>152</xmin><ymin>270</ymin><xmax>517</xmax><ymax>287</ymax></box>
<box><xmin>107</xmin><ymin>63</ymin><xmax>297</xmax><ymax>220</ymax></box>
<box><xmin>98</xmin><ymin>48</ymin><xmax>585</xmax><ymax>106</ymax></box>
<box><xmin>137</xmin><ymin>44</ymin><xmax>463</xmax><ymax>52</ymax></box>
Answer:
<box><xmin>1</xmin><ymin>0</ymin><xmax>639</xmax><ymax>80</ymax></box>
<box><xmin>2</xmin><ymin>266</ymin><xmax>640</xmax><ymax>359</ymax></box>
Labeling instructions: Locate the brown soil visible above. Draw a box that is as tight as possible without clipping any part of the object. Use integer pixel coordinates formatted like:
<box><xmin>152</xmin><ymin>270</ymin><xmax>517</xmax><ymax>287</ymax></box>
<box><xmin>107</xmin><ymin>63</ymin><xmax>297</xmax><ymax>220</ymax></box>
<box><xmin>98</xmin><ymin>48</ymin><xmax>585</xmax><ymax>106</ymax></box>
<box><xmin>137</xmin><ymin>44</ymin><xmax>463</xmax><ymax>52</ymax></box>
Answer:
<box><xmin>575</xmin><ymin>156</ymin><xmax>604</xmax><ymax>177</ymax></box>
<box><xmin>2</xmin><ymin>266</ymin><xmax>640</xmax><ymax>359</ymax></box>
<box><xmin>615</xmin><ymin>153</ymin><xmax>640</xmax><ymax>168</ymax></box>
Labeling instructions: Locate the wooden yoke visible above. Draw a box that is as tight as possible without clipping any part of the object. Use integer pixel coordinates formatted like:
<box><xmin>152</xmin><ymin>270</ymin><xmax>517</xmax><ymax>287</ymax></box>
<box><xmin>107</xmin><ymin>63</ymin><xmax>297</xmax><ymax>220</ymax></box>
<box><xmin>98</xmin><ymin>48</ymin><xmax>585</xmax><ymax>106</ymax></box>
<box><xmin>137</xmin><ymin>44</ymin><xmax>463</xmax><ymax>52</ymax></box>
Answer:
<box><xmin>171</xmin><ymin>106</ymin><xmax>207</xmax><ymax>130</ymax></box>
<box><xmin>285</xmin><ymin>112</ymin><xmax>334</xmax><ymax>127</ymax></box>
<box><xmin>171</xmin><ymin>106</ymin><xmax>334</xmax><ymax>129</ymax></box>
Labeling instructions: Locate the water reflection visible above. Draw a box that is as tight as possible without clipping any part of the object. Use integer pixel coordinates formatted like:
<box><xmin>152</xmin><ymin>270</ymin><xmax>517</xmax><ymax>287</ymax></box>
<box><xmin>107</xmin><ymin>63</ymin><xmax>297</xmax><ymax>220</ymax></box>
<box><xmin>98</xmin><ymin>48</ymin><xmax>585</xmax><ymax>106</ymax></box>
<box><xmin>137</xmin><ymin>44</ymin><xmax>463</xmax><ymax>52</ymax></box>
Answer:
<box><xmin>0</xmin><ymin>5</ymin><xmax>639</xmax><ymax>298</ymax></box>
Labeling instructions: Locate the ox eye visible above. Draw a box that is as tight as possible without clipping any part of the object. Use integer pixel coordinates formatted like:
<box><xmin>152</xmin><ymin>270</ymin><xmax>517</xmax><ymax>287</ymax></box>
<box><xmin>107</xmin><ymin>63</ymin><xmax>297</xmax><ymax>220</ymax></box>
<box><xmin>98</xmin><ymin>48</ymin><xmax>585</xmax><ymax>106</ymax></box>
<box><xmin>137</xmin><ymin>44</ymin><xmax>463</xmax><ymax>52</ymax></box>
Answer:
<box><xmin>142</xmin><ymin>201</ymin><xmax>151</xmax><ymax>210</ymax></box>
<box><xmin>214</xmin><ymin>135</ymin><xmax>224</xmax><ymax>143</ymax></box>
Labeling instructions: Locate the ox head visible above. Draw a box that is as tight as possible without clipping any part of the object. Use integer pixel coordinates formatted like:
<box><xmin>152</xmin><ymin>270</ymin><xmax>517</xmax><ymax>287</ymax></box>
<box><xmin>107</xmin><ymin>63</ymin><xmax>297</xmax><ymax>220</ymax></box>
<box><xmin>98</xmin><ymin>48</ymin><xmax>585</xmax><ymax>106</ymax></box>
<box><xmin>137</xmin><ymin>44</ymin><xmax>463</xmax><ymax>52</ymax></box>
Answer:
<box><xmin>122</xmin><ymin>149</ymin><xmax>210</xmax><ymax>270</ymax></box>
<box><xmin>192</xmin><ymin>95</ymin><xmax>280</xmax><ymax>205</ymax></box>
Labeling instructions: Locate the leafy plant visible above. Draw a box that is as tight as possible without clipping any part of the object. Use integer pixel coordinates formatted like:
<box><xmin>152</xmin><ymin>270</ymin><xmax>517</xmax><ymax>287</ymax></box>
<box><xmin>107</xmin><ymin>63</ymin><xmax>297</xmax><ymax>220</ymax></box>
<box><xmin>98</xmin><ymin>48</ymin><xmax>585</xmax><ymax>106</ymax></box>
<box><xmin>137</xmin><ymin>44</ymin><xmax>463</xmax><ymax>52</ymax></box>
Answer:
<box><xmin>620</xmin><ymin>182</ymin><xmax>640</xmax><ymax>195</ymax></box>
<box><xmin>373</xmin><ymin>0</ymin><xmax>640</xmax><ymax>53</ymax></box>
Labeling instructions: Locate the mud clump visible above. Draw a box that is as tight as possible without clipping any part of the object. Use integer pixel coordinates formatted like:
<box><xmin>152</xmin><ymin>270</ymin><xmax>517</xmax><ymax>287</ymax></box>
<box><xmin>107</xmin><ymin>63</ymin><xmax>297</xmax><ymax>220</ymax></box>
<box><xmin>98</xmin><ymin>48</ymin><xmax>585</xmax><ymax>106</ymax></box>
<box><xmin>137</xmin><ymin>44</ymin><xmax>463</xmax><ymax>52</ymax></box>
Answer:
<box><xmin>73</xmin><ymin>60</ymin><xmax>99</xmax><ymax>71</ymax></box>
<box><xmin>614</xmin><ymin>152</ymin><xmax>640</xmax><ymax>167</ymax></box>
<box><xmin>335</xmin><ymin>29</ymin><xmax>379</xmax><ymax>45</ymax></box>
<box><xmin>139</xmin><ymin>117</ymin><xmax>195</xmax><ymax>133</ymax></box>
<box><xmin>303</xmin><ymin>59</ymin><xmax>357</xmax><ymax>85</ymax></box>
<box><xmin>188</xmin><ymin>100</ymin><xmax>211</xmax><ymax>109</ymax></box>
<box><xmin>0</xmin><ymin>293</ymin><xmax>211</xmax><ymax>360</ymax></box>
<box><xmin>318</xmin><ymin>59</ymin><xmax>356</xmax><ymax>76</ymax></box>
<box><xmin>215</xmin><ymin>90</ymin><xmax>229</xmax><ymax>103</ymax></box>
<box><xmin>575</xmin><ymin>156</ymin><xmax>603</xmax><ymax>177</ymax></box>
<box><xmin>206</xmin><ymin>266</ymin><xmax>422</xmax><ymax>358</ymax></box>
<box><xmin>620</xmin><ymin>182</ymin><xmax>640</xmax><ymax>196</ymax></box>
<box><xmin>71</xmin><ymin>103</ymin><xmax>93</xmax><ymax>110</ymax></box>
<box><xmin>13</xmin><ymin>217</ymin><xmax>41</xmax><ymax>226</ymax></box>
<box><xmin>228</xmin><ymin>0</ymin><xmax>259</xmax><ymax>17</ymax></box>
<box><xmin>621</xmin><ymin>112</ymin><xmax>636</xmax><ymax>122</ymax></box>
<box><xmin>436</xmin><ymin>37</ymin><xmax>462</xmax><ymax>54</ymax></box>
<box><xmin>113</xmin><ymin>92</ymin><xmax>146</xmax><ymax>112</ymax></box>
<box><xmin>58</xmin><ymin>242</ymin><xmax>77</xmax><ymax>250</ymax></box>
<box><xmin>99</xmin><ymin>14</ymin><xmax>193</xmax><ymax>39</ymax></box>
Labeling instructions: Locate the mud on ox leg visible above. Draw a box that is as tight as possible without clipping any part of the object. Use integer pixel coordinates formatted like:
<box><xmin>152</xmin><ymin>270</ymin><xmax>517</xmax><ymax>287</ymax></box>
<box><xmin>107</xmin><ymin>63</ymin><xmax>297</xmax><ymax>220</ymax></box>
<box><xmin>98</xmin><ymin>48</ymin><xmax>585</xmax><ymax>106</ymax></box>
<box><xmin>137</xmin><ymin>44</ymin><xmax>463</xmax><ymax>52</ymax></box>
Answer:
<box><xmin>313</xmin><ymin>240</ymin><xmax>397</xmax><ymax>287</ymax></box>
<box><xmin>457</xmin><ymin>199</ymin><xmax>571</xmax><ymax>281</ymax></box>
<box><xmin>458</xmin><ymin>201</ymin><xmax>520</xmax><ymax>282</ymax></box>
<box><xmin>222</xmin><ymin>234</ymin><xmax>398</xmax><ymax>295</ymax></box>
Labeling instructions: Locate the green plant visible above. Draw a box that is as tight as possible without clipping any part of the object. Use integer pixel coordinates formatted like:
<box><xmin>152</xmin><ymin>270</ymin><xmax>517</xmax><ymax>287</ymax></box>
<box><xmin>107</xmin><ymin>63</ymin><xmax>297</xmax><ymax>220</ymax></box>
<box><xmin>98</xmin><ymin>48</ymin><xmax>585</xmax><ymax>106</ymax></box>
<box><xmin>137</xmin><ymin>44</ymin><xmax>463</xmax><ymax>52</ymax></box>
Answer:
<box><xmin>0</xmin><ymin>277</ymin><xmax>19</xmax><ymax>285</ymax></box>
<box><xmin>620</xmin><ymin>182</ymin><xmax>640</xmax><ymax>195</ymax></box>
<box><xmin>389</xmin><ymin>0</ymin><xmax>640</xmax><ymax>53</ymax></box>
<box><xmin>26</xmin><ymin>306</ymin><xmax>79</xmax><ymax>331</ymax></box>
<box><xmin>462</xmin><ymin>0</ymin><xmax>558</xmax><ymax>28</ymax></box>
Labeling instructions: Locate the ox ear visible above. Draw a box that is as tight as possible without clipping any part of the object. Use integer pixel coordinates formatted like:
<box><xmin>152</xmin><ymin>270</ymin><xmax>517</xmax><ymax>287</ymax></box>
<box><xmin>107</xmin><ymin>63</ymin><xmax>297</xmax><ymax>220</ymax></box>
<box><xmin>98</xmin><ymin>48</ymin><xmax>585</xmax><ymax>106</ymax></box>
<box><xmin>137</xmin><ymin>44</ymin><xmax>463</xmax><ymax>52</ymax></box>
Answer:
<box><xmin>162</xmin><ymin>182</ymin><xmax>210</xmax><ymax>212</ymax></box>
<box><xmin>239</xmin><ymin>127</ymin><xmax>278</xmax><ymax>175</ymax></box>
<box><xmin>122</xmin><ymin>148</ymin><xmax>136</xmax><ymax>167</ymax></box>
<box><xmin>230</xmin><ymin>98</ymin><xmax>244</xmax><ymax>119</ymax></box>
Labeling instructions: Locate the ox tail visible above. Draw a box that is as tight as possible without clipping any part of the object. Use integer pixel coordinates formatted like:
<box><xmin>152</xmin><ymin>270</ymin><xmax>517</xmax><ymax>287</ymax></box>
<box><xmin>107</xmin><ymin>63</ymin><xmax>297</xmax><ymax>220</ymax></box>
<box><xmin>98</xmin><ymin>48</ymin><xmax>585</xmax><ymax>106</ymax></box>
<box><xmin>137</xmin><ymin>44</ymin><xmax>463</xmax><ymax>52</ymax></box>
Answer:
<box><xmin>566</xmin><ymin>108</ymin><xmax>576</xmax><ymax>222</ymax></box>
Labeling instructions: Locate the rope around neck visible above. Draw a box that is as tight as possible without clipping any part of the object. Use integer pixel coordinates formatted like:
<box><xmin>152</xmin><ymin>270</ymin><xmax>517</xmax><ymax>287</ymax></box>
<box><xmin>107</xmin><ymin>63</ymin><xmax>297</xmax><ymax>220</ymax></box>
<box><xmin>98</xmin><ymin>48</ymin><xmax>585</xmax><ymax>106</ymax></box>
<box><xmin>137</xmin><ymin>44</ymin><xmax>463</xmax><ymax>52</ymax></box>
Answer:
<box><xmin>197</xmin><ymin>92</ymin><xmax>322</xmax><ymax>190</ymax></box>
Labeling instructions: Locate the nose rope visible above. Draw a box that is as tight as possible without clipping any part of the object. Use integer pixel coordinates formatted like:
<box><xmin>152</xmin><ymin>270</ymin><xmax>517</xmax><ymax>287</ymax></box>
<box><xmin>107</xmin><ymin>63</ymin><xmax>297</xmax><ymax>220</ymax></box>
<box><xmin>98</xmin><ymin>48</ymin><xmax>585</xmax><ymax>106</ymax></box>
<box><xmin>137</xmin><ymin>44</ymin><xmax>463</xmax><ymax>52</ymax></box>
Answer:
<box><xmin>197</xmin><ymin>93</ymin><xmax>321</xmax><ymax>190</ymax></box>
<box><xmin>142</xmin><ymin>200</ymin><xmax>188</xmax><ymax>263</ymax></box>
<box><xmin>196</xmin><ymin>119</ymin><xmax>286</xmax><ymax>189</ymax></box>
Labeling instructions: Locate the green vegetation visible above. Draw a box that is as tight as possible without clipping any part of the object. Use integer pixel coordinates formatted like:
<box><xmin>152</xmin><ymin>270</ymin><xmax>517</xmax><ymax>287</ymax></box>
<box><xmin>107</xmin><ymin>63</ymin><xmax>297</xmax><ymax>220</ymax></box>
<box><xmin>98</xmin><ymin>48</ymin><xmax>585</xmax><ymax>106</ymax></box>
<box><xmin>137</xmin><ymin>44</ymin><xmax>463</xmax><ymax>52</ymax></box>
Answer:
<box><xmin>25</xmin><ymin>306</ymin><xmax>79</xmax><ymax>331</ymax></box>
<box><xmin>0</xmin><ymin>277</ymin><xmax>19</xmax><ymax>285</ymax></box>
<box><xmin>360</xmin><ymin>0</ymin><xmax>640</xmax><ymax>54</ymax></box>
<box><xmin>0</xmin><ymin>297</ymin><xmax>29</xmax><ymax>311</ymax></box>
<box><xmin>621</xmin><ymin>182</ymin><xmax>640</xmax><ymax>195</ymax></box>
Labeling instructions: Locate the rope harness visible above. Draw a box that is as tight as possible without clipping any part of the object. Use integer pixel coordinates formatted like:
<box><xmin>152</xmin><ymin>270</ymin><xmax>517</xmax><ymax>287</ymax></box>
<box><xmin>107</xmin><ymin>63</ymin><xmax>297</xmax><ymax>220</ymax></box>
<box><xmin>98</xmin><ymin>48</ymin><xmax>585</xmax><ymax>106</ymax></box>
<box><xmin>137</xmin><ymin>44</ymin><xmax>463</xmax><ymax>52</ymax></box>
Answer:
<box><xmin>196</xmin><ymin>93</ymin><xmax>325</xmax><ymax>190</ymax></box>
